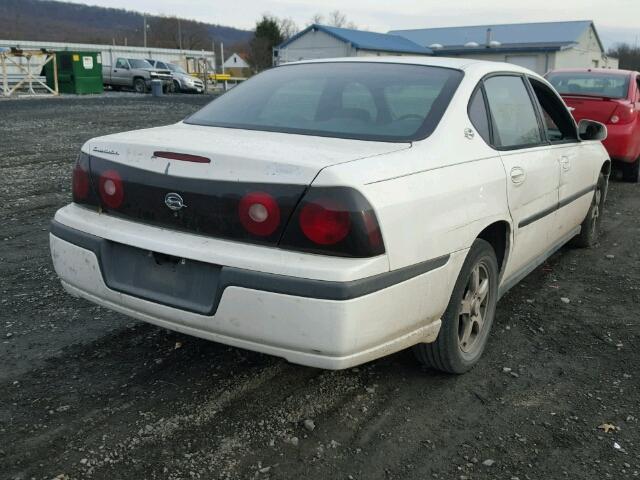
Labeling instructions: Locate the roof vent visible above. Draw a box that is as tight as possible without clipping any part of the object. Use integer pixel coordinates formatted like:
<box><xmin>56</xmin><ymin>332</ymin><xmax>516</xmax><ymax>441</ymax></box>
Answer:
<box><xmin>488</xmin><ymin>40</ymin><xmax>502</xmax><ymax>48</ymax></box>
<box><xmin>429</xmin><ymin>43</ymin><xmax>444</xmax><ymax>50</ymax></box>
<box><xmin>464</xmin><ymin>41</ymin><xmax>480</xmax><ymax>48</ymax></box>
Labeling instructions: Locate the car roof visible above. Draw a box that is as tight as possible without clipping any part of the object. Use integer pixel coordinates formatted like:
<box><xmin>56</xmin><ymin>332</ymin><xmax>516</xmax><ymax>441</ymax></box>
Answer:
<box><xmin>548</xmin><ymin>68</ymin><xmax>636</xmax><ymax>76</ymax></box>
<box><xmin>284</xmin><ymin>55</ymin><xmax>540</xmax><ymax>77</ymax></box>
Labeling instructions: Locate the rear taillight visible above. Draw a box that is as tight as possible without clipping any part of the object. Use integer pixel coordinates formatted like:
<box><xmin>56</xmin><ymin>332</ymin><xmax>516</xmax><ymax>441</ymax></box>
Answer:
<box><xmin>98</xmin><ymin>169</ymin><xmax>124</xmax><ymax>209</ymax></box>
<box><xmin>609</xmin><ymin>103</ymin><xmax>635</xmax><ymax>125</ymax></box>
<box><xmin>280</xmin><ymin>187</ymin><xmax>385</xmax><ymax>258</ymax></box>
<box><xmin>72</xmin><ymin>156</ymin><xmax>90</xmax><ymax>201</ymax></box>
<box><xmin>299</xmin><ymin>199</ymin><xmax>351</xmax><ymax>245</ymax></box>
<box><xmin>238</xmin><ymin>191</ymin><xmax>280</xmax><ymax>236</ymax></box>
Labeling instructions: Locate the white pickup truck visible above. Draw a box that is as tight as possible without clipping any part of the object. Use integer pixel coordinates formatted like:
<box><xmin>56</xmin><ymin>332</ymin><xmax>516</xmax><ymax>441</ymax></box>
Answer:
<box><xmin>102</xmin><ymin>57</ymin><xmax>173</xmax><ymax>93</ymax></box>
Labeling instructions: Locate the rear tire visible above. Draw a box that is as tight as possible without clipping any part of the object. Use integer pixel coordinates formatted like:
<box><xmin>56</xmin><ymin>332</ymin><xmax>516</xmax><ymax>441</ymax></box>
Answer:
<box><xmin>571</xmin><ymin>173</ymin><xmax>606</xmax><ymax>248</ymax></box>
<box><xmin>413</xmin><ymin>239</ymin><xmax>499</xmax><ymax>374</ymax></box>
<box><xmin>622</xmin><ymin>158</ymin><xmax>640</xmax><ymax>183</ymax></box>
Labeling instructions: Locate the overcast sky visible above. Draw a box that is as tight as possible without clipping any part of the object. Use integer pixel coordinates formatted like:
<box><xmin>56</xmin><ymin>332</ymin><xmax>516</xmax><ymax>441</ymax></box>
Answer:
<box><xmin>64</xmin><ymin>0</ymin><xmax>639</xmax><ymax>47</ymax></box>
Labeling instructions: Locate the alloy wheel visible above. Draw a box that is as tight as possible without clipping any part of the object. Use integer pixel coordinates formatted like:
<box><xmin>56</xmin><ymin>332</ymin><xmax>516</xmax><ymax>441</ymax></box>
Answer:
<box><xmin>458</xmin><ymin>262</ymin><xmax>490</xmax><ymax>353</ymax></box>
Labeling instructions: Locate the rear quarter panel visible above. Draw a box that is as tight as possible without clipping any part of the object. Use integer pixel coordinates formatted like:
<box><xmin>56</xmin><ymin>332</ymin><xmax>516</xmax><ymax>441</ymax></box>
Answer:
<box><xmin>313</xmin><ymin>83</ymin><xmax>512</xmax><ymax>273</ymax></box>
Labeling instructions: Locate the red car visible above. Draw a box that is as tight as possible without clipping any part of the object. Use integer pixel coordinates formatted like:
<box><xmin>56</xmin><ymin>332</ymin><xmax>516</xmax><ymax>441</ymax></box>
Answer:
<box><xmin>546</xmin><ymin>68</ymin><xmax>640</xmax><ymax>182</ymax></box>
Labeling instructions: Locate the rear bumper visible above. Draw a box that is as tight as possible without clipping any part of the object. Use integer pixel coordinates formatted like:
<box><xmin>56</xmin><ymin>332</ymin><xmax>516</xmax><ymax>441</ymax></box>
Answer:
<box><xmin>602</xmin><ymin>123</ymin><xmax>640</xmax><ymax>163</ymax></box>
<box><xmin>50</xmin><ymin>210</ymin><xmax>464</xmax><ymax>369</ymax></box>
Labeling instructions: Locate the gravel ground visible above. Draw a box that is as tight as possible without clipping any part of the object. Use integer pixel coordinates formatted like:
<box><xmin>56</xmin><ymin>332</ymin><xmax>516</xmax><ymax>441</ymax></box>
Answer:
<box><xmin>0</xmin><ymin>95</ymin><xmax>639</xmax><ymax>480</ymax></box>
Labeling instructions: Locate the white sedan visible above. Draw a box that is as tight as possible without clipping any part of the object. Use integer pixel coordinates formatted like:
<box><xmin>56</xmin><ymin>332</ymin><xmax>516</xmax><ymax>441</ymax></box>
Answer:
<box><xmin>50</xmin><ymin>57</ymin><xmax>610</xmax><ymax>373</ymax></box>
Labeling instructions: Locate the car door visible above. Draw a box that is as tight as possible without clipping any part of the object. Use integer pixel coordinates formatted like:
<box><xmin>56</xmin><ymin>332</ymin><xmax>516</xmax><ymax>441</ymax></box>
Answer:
<box><xmin>112</xmin><ymin>58</ymin><xmax>130</xmax><ymax>86</ymax></box>
<box><xmin>527</xmin><ymin>76</ymin><xmax>596</xmax><ymax>242</ymax></box>
<box><xmin>482</xmin><ymin>74</ymin><xmax>560</xmax><ymax>282</ymax></box>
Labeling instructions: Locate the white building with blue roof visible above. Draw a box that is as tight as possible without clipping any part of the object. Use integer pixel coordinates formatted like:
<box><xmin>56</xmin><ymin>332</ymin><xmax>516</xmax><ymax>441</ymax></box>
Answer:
<box><xmin>390</xmin><ymin>20</ymin><xmax>617</xmax><ymax>74</ymax></box>
<box><xmin>274</xmin><ymin>24</ymin><xmax>431</xmax><ymax>65</ymax></box>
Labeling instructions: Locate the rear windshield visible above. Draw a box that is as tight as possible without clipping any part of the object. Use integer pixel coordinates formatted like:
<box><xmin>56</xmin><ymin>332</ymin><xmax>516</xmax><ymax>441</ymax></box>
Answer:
<box><xmin>185</xmin><ymin>62</ymin><xmax>463</xmax><ymax>142</ymax></box>
<box><xmin>547</xmin><ymin>72</ymin><xmax>630</xmax><ymax>99</ymax></box>
<box><xmin>129</xmin><ymin>59</ymin><xmax>152</xmax><ymax>69</ymax></box>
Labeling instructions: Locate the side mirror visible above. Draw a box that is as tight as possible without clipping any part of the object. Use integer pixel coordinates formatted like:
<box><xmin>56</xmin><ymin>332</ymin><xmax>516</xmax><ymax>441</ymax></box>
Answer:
<box><xmin>578</xmin><ymin>119</ymin><xmax>607</xmax><ymax>142</ymax></box>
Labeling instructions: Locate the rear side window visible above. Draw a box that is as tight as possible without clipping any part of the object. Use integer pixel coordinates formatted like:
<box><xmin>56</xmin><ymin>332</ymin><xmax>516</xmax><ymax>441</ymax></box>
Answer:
<box><xmin>468</xmin><ymin>89</ymin><xmax>491</xmax><ymax>144</ymax></box>
<box><xmin>484</xmin><ymin>76</ymin><xmax>542</xmax><ymax>149</ymax></box>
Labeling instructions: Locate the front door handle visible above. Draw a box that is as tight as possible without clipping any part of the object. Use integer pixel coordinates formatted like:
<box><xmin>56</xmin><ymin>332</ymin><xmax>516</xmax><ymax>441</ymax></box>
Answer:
<box><xmin>560</xmin><ymin>156</ymin><xmax>571</xmax><ymax>172</ymax></box>
<box><xmin>510</xmin><ymin>166</ymin><xmax>526</xmax><ymax>184</ymax></box>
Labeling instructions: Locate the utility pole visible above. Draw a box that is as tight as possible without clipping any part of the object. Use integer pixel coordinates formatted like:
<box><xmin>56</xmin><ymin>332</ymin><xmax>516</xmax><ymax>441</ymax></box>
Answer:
<box><xmin>220</xmin><ymin>42</ymin><xmax>227</xmax><ymax>91</ymax></box>
<box><xmin>143</xmin><ymin>14</ymin><xmax>148</xmax><ymax>48</ymax></box>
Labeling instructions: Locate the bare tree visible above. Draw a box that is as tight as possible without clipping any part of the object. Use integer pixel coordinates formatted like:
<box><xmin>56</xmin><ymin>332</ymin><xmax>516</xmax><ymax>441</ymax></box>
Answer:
<box><xmin>309</xmin><ymin>11</ymin><xmax>357</xmax><ymax>29</ymax></box>
<box><xmin>309</xmin><ymin>13</ymin><xmax>324</xmax><ymax>25</ymax></box>
<box><xmin>328</xmin><ymin>10</ymin><xmax>347</xmax><ymax>28</ymax></box>
<box><xmin>608</xmin><ymin>43</ymin><xmax>640</xmax><ymax>71</ymax></box>
<box><xmin>278</xmin><ymin>17</ymin><xmax>299</xmax><ymax>40</ymax></box>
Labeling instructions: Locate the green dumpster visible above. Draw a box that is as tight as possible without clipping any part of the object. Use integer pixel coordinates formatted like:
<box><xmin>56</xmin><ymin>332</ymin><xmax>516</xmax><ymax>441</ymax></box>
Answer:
<box><xmin>44</xmin><ymin>51</ymin><xmax>103</xmax><ymax>94</ymax></box>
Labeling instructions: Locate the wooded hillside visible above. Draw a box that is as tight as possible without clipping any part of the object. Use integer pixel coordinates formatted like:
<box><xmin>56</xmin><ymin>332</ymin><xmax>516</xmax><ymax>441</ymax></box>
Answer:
<box><xmin>0</xmin><ymin>0</ymin><xmax>252</xmax><ymax>49</ymax></box>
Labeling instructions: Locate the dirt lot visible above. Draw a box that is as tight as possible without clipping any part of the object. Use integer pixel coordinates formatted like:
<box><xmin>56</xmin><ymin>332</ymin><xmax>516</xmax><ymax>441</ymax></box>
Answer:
<box><xmin>0</xmin><ymin>95</ymin><xmax>638</xmax><ymax>480</ymax></box>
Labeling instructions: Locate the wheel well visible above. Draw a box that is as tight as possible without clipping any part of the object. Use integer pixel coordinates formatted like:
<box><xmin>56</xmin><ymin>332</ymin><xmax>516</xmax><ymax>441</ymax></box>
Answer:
<box><xmin>477</xmin><ymin>221</ymin><xmax>510</xmax><ymax>274</ymax></box>
<box><xmin>601</xmin><ymin>160</ymin><xmax>612</xmax><ymax>177</ymax></box>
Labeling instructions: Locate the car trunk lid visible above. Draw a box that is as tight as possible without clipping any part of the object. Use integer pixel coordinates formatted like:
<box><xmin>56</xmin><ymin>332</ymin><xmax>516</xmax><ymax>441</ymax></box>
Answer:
<box><xmin>78</xmin><ymin>123</ymin><xmax>409</xmax><ymax>246</ymax></box>
<box><xmin>561</xmin><ymin>95</ymin><xmax>621</xmax><ymax>124</ymax></box>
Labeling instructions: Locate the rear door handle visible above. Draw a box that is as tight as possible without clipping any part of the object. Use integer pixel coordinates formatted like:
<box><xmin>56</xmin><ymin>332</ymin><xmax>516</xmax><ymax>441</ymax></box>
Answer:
<box><xmin>510</xmin><ymin>166</ymin><xmax>526</xmax><ymax>184</ymax></box>
<box><xmin>560</xmin><ymin>156</ymin><xmax>571</xmax><ymax>172</ymax></box>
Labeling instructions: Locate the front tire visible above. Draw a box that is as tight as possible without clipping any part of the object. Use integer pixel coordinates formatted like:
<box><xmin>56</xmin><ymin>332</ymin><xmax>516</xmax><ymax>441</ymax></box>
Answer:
<box><xmin>571</xmin><ymin>172</ymin><xmax>606</xmax><ymax>248</ymax></box>
<box><xmin>133</xmin><ymin>78</ymin><xmax>147</xmax><ymax>94</ymax></box>
<box><xmin>414</xmin><ymin>239</ymin><xmax>499</xmax><ymax>374</ymax></box>
<box><xmin>622</xmin><ymin>158</ymin><xmax>640</xmax><ymax>183</ymax></box>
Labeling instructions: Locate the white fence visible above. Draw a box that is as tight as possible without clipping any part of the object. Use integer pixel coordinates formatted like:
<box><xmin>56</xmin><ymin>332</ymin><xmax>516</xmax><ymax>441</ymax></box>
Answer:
<box><xmin>0</xmin><ymin>39</ymin><xmax>215</xmax><ymax>76</ymax></box>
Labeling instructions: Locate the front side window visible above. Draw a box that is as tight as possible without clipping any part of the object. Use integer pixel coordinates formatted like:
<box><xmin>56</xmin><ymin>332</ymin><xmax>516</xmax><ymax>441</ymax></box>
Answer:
<box><xmin>483</xmin><ymin>76</ymin><xmax>542</xmax><ymax>148</ymax></box>
<box><xmin>128</xmin><ymin>59</ymin><xmax>152</xmax><ymax>69</ymax></box>
<box><xmin>546</xmin><ymin>72</ymin><xmax>630</xmax><ymax>99</ymax></box>
<box><xmin>185</xmin><ymin>62</ymin><xmax>463</xmax><ymax>142</ymax></box>
<box><xmin>529</xmin><ymin>78</ymin><xmax>577</xmax><ymax>143</ymax></box>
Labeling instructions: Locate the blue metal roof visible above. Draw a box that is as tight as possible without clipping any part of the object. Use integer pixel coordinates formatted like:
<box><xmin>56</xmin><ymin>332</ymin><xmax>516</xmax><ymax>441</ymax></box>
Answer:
<box><xmin>278</xmin><ymin>24</ymin><xmax>432</xmax><ymax>55</ymax></box>
<box><xmin>390</xmin><ymin>20</ymin><xmax>600</xmax><ymax>53</ymax></box>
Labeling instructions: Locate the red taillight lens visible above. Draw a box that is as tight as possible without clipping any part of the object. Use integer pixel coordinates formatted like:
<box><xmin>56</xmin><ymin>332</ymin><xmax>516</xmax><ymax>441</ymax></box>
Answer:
<box><xmin>98</xmin><ymin>169</ymin><xmax>124</xmax><ymax>209</ymax></box>
<box><xmin>299</xmin><ymin>199</ymin><xmax>351</xmax><ymax>245</ymax></box>
<box><xmin>72</xmin><ymin>162</ymin><xmax>90</xmax><ymax>201</ymax></box>
<box><xmin>609</xmin><ymin>103</ymin><xmax>635</xmax><ymax>125</ymax></box>
<box><xmin>238</xmin><ymin>191</ymin><xmax>280</xmax><ymax>236</ymax></box>
<box><xmin>279</xmin><ymin>186</ymin><xmax>385</xmax><ymax>257</ymax></box>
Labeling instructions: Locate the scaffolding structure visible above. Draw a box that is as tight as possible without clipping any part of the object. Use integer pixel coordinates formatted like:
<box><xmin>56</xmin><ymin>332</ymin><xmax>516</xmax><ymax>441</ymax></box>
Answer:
<box><xmin>0</xmin><ymin>47</ymin><xmax>58</xmax><ymax>97</ymax></box>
